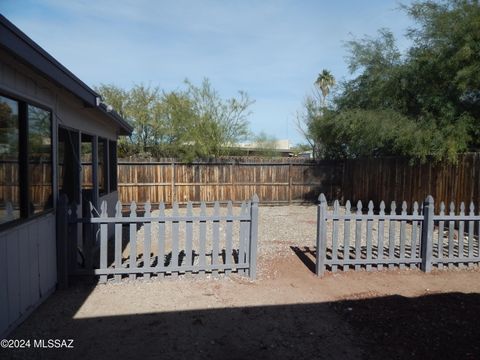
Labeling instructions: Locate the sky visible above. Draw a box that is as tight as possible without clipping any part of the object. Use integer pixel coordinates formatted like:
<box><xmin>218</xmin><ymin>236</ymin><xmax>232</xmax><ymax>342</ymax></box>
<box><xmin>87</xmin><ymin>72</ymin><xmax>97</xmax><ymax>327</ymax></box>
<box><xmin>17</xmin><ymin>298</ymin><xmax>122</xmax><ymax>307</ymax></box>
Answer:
<box><xmin>1</xmin><ymin>0</ymin><xmax>415</xmax><ymax>145</ymax></box>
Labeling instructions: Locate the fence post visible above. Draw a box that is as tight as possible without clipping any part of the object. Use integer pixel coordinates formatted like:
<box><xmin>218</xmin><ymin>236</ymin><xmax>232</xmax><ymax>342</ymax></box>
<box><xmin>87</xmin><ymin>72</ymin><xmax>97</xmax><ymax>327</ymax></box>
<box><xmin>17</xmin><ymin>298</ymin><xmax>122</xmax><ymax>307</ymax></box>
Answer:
<box><xmin>56</xmin><ymin>194</ymin><xmax>69</xmax><ymax>289</ymax></box>
<box><xmin>288</xmin><ymin>162</ymin><xmax>292</xmax><ymax>205</ymax></box>
<box><xmin>99</xmin><ymin>201</ymin><xmax>108</xmax><ymax>284</ymax></box>
<box><xmin>249</xmin><ymin>194</ymin><xmax>259</xmax><ymax>279</ymax></box>
<box><xmin>421</xmin><ymin>195</ymin><xmax>434</xmax><ymax>272</ymax></box>
<box><xmin>316</xmin><ymin>193</ymin><xmax>327</xmax><ymax>277</ymax></box>
<box><xmin>171</xmin><ymin>161</ymin><xmax>176</xmax><ymax>203</ymax></box>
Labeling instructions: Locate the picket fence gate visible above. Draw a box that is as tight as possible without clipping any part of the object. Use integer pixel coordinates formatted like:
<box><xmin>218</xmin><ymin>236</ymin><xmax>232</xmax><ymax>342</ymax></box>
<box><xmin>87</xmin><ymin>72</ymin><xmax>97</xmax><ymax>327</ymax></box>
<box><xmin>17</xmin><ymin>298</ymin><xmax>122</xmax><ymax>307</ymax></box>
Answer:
<box><xmin>58</xmin><ymin>194</ymin><xmax>259</xmax><ymax>284</ymax></box>
<box><xmin>316</xmin><ymin>194</ymin><xmax>480</xmax><ymax>276</ymax></box>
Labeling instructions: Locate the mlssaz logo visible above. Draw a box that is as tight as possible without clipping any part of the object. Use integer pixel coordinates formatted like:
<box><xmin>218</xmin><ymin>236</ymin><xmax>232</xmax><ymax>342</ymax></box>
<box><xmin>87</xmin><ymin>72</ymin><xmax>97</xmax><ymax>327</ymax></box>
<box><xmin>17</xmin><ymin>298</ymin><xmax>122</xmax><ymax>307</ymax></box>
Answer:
<box><xmin>33</xmin><ymin>339</ymin><xmax>74</xmax><ymax>349</ymax></box>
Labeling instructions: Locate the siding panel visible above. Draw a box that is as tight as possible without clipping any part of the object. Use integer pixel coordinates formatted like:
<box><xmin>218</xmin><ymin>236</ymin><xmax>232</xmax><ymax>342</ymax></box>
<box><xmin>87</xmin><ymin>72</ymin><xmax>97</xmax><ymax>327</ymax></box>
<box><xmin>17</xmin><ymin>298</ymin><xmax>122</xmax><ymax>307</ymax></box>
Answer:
<box><xmin>0</xmin><ymin>235</ymin><xmax>8</xmax><ymax>335</ymax></box>
<box><xmin>6</xmin><ymin>230</ymin><xmax>20</xmax><ymax>325</ymax></box>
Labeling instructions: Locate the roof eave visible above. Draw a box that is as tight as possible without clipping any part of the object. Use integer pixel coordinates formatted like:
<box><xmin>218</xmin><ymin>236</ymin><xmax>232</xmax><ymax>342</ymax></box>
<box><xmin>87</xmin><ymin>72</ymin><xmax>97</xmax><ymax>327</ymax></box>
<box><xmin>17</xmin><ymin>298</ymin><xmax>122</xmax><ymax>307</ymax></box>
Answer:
<box><xmin>0</xmin><ymin>14</ymin><xmax>133</xmax><ymax>136</ymax></box>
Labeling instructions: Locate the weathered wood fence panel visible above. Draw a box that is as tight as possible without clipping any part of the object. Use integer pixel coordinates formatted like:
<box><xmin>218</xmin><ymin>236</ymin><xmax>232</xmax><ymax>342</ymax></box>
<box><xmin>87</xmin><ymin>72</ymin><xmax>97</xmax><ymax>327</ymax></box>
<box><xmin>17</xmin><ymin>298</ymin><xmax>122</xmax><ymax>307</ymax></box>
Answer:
<box><xmin>4</xmin><ymin>154</ymin><xmax>480</xmax><ymax>212</ymax></box>
<box><xmin>316</xmin><ymin>193</ymin><xmax>480</xmax><ymax>276</ymax></box>
<box><xmin>111</xmin><ymin>154</ymin><xmax>480</xmax><ymax>209</ymax></box>
<box><xmin>342</xmin><ymin>154</ymin><xmax>480</xmax><ymax>212</ymax></box>
<box><xmin>72</xmin><ymin>194</ymin><xmax>260</xmax><ymax>282</ymax></box>
<box><xmin>116</xmin><ymin>159</ymin><xmax>343</xmax><ymax>205</ymax></box>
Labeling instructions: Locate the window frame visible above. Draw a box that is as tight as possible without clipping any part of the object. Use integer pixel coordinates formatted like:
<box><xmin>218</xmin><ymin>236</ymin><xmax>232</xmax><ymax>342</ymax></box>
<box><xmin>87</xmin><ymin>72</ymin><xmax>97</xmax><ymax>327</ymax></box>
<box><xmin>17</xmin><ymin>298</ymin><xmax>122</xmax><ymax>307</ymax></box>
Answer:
<box><xmin>108</xmin><ymin>140</ymin><xmax>117</xmax><ymax>192</ymax></box>
<box><xmin>98</xmin><ymin>137</ymin><xmax>108</xmax><ymax>196</ymax></box>
<box><xmin>79</xmin><ymin>132</ymin><xmax>117</xmax><ymax>202</ymax></box>
<box><xmin>0</xmin><ymin>91</ymin><xmax>54</xmax><ymax>230</ymax></box>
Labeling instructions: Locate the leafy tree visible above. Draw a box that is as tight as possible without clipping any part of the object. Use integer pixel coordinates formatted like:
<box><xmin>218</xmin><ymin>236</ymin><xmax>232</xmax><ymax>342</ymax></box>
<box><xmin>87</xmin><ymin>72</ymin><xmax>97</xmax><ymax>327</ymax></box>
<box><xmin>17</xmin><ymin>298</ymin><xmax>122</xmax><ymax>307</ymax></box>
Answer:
<box><xmin>296</xmin><ymin>95</ymin><xmax>323</xmax><ymax>159</ymax></box>
<box><xmin>95</xmin><ymin>79</ymin><xmax>254</xmax><ymax>161</ymax></box>
<box><xmin>94</xmin><ymin>83</ymin><xmax>153</xmax><ymax>156</ymax></box>
<box><xmin>251</xmin><ymin>131</ymin><xmax>279</xmax><ymax>158</ymax></box>
<box><xmin>183</xmin><ymin>79</ymin><xmax>252</xmax><ymax>159</ymax></box>
<box><xmin>296</xmin><ymin>69</ymin><xmax>336</xmax><ymax>159</ymax></box>
<box><xmin>304</xmin><ymin>0</ymin><xmax>479</xmax><ymax>163</ymax></box>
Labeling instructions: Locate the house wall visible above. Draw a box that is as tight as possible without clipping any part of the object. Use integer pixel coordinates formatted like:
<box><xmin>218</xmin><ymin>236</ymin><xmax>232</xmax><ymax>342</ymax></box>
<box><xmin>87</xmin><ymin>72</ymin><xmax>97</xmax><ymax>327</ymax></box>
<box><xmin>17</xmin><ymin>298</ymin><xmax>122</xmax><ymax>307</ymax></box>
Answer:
<box><xmin>0</xmin><ymin>49</ymin><xmax>120</xmax><ymax>337</ymax></box>
<box><xmin>0</xmin><ymin>214</ymin><xmax>56</xmax><ymax>338</ymax></box>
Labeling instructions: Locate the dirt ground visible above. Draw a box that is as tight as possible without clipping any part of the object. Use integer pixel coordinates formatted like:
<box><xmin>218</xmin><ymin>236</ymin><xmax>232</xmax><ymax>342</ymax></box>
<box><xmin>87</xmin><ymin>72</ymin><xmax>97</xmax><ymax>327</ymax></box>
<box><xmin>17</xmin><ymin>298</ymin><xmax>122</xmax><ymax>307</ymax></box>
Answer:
<box><xmin>2</xmin><ymin>205</ymin><xmax>480</xmax><ymax>360</ymax></box>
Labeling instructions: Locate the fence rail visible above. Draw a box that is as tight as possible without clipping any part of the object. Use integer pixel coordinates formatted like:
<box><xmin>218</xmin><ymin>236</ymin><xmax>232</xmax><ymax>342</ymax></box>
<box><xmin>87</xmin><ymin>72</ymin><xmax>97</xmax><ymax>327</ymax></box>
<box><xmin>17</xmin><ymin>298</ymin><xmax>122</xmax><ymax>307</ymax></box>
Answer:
<box><xmin>61</xmin><ymin>194</ymin><xmax>259</xmax><ymax>283</ymax></box>
<box><xmin>315</xmin><ymin>193</ymin><xmax>480</xmax><ymax>276</ymax></box>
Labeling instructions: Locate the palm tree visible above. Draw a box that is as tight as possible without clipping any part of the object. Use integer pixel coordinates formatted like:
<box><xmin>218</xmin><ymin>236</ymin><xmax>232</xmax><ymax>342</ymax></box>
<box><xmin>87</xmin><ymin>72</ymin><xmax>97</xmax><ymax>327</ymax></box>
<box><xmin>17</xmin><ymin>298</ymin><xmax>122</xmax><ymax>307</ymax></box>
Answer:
<box><xmin>315</xmin><ymin>69</ymin><xmax>335</xmax><ymax>108</ymax></box>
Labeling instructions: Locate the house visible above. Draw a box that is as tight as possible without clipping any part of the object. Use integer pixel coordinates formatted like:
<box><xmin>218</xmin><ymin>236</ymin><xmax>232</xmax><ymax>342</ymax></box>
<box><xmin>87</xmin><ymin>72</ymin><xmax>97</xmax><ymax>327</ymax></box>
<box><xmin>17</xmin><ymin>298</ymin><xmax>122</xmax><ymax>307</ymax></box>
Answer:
<box><xmin>0</xmin><ymin>15</ymin><xmax>132</xmax><ymax>338</ymax></box>
<box><xmin>233</xmin><ymin>139</ymin><xmax>294</xmax><ymax>157</ymax></box>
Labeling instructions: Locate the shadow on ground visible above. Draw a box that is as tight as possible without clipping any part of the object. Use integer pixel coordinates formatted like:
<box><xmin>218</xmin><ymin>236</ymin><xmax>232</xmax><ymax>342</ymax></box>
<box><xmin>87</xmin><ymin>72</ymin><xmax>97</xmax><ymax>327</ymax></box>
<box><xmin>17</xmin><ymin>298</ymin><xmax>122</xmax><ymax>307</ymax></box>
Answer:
<box><xmin>1</xmin><ymin>276</ymin><xmax>479</xmax><ymax>360</ymax></box>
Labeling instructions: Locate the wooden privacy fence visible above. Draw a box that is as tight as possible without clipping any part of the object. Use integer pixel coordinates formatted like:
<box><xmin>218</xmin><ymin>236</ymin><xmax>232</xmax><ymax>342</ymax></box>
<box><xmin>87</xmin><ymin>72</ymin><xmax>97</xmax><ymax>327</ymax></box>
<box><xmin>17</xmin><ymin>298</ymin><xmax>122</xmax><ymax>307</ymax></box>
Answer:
<box><xmin>113</xmin><ymin>154</ymin><xmax>480</xmax><ymax>208</ymax></box>
<box><xmin>60</xmin><ymin>194</ymin><xmax>260</xmax><ymax>283</ymax></box>
<box><xmin>315</xmin><ymin>194</ymin><xmax>480</xmax><ymax>276</ymax></box>
<box><xmin>342</xmin><ymin>154</ymin><xmax>480</xmax><ymax>212</ymax></box>
<box><xmin>117</xmin><ymin>159</ymin><xmax>342</xmax><ymax>205</ymax></box>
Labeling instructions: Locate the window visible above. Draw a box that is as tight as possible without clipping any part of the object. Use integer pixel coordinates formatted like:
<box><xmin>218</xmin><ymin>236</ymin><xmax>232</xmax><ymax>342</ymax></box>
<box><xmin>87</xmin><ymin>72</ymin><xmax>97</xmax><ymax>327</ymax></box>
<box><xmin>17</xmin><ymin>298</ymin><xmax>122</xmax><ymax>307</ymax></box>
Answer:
<box><xmin>0</xmin><ymin>96</ymin><xmax>20</xmax><ymax>224</ymax></box>
<box><xmin>80</xmin><ymin>135</ymin><xmax>116</xmax><ymax>199</ymax></box>
<box><xmin>28</xmin><ymin>105</ymin><xmax>53</xmax><ymax>214</ymax></box>
<box><xmin>0</xmin><ymin>94</ymin><xmax>53</xmax><ymax>226</ymax></box>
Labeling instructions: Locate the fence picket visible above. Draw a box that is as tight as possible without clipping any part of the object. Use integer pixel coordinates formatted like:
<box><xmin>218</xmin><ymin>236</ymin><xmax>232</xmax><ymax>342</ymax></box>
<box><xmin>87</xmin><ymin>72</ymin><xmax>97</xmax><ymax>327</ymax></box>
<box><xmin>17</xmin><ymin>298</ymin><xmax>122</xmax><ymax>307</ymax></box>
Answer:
<box><xmin>238</xmin><ymin>201</ymin><xmax>248</xmax><ymax>275</ymax></box>
<box><xmin>185</xmin><ymin>202</ymin><xmax>193</xmax><ymax>272</ymax></box>
<box><xmin>410</xmin><ymin>202</ymin><xmax>419</xmax><ymax>269</ymax></box>
<box><xmin>157</xmin><ymin>202</ymin><xmax>166</xmax><ymax>278</ymax></box>
<box><xmin>171</xmin><ymin>202</ymin><xmax>179</xmax><ymax>277</ymax></box>
<box><xmin>388</xmin><ymin>201</ymin><xmax>396</xmax><ymax>270</ymax></box>
<box><xmin>377</xmin><ymin>201</ymin><xmax>385</xmax><ymax>271</ymax></box>
<box><xmin>316</xmin><ymin>194</ymin><xmax>327</xmax><ymax>276</ymax></box>
<box><xmin>85</xmin><ymin>203</ymin><xmax>95</xmax><ymax>271</ymax></box>
<box><xmin>438</xmin><ymin>202</ymin><xmax>445</xmax><ymax>269</ymax></box>
<box><xmin>199</xmin><ymin>202</ymin><xmax>207</xmax><ymax>276</ymax></box>
<box><xmin>399</xmin><ymin>201</ymin><xmax>407</xmax><ymax>269</ymax></box>
<box><xmin>249</xmin><ymin>195</ymin><xmax>259</xmax><ymax>279</ymax></box>
<box><xmin>420</xmin><ymin>196</ymin><xmax>434</xmax><ymax>272</ymax></box>
<box><xmin>225</xmin><ymin>201</ymin><xmax>233</xmax><ymax>274</ymax></box>
<box><xmin>343</xmin><ymin>201</ymin><xmax>351</xmax><ymax>272</ymax></box>
<box><xmin>99</xmin><ymin>201</ymin><xmax>108</xmax><ymax>283</ymax></box>
<box><xmin>355</xmin><ymin>200</ymin><xmax>362</xmax><ymax>271</ymax></box>
<box><xmin>366</xmin><ymin>201</ymin><xmax>373</xmax><ymax>271</ymax></box>
<box><xmin>468</xmin><ymin>202</ymin><xmax>474</xmax><ymax>266</ymax></box>
<box><xmin>245</xmin><ymin>200</ymin><xmax>252</xmax><ymax>271</ymax></box>
<box><xmin>332</xmin><ymin>200</ymin><xmax>339</xmax><ymax>272</ymax></box>
<box><xmin>129</xmin><ymin>201</ymin><xmax>137</xmax><ymax>281</ymax></box>
<box><xmin>114</xmin><ymin>201</ymin><xmax>123</xmax><ymax>282</ymax></box>
<box><xmin>212</xmin><ymin>201</ymin><xmax>220</xmax><ymax>276</ymax></box>
<box><xmin>143</xmin><ymin>201</ymin><xmax>152</xmax><ymax>280</ymax></box>
<box><xmin>458</xmin><ymin>202</ymin><xmax>465</xmax><ymax>266</ymax></box>
<box><xmin>448</xmin><ymin>202</ymin><xmax>455</xmax><ymax>268</ymax></box>
<box><xmin>478</xmin><ymin>208</ymin><xmax>480</xmax><ymax>260</ymax></box>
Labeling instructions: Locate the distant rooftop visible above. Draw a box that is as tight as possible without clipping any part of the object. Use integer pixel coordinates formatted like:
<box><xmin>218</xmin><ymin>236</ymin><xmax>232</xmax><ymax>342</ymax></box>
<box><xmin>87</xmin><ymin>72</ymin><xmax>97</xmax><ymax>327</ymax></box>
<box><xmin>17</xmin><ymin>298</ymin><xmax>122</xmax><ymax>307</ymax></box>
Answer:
<box><xmin>236</xmin><ymin>139</ymin><xmax>291</xmax><ymax>151</ymax></box>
